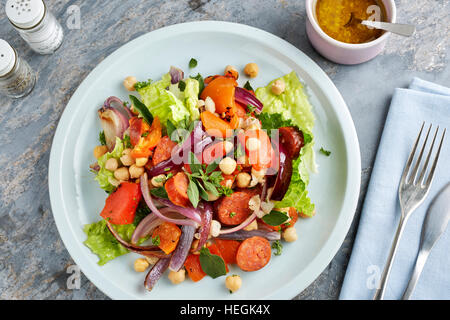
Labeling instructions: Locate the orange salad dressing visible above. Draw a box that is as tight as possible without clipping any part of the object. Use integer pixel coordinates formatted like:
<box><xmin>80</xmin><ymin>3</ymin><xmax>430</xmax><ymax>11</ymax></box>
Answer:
<box><xmin>315</xmin><ymin>0</ymin><xmax>387</xmax><ymax>44</ymax></box>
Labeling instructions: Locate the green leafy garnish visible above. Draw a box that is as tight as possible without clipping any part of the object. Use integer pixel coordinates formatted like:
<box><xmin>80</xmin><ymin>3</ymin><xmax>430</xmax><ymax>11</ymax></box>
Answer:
<box><xmin>178</xmin><ymin>80</ymin><xmax>186</xmax><ymax>92</ymax></box>
<box><xmin>272</xmin><ymin>240</ymin><xmax>283</xmax><ymax>256</ymax></box>
<box><xmin>99</xmin><ymin>131</ymin><xmax>106</xmax><ymax>146</ymax></box>
<box><xmin>229</xmin><ymin>212</ymin><xmax>237</xmax><ymax>218</ymax></box>
<box><xmin>259</xmin><ymin>112</ymin><xmax>295</xmax><ymax>131</ymax></box>
<box><xmin>262</xmin><ymin>210</ymin><xmax>290</xmax><ymax>226</ymax></box>
<box><xmin>141</xmin><ymin>132</ymin><xmax>149</xmax><ymax>137</ymax></box>
<box><xmin>246</xmin><ymin>104</ymin><xmax>257</xmax><ymax>117</ymax></box>
<box><xmin>189</xmin><ymin>58</ymin><xmax>198</xmax><ymax>68</ymax></box>
<box><xmin>218</xmin><ymin>186</ymin><xmax>234</xmax><ymax>197</ymax></box>
<box><xmin>199</xmin><ymin>247</ymin><xmax>227</xmax><ymax>279</ymax></box>
<box><xmin>129</xmin><ymin>95</ymin><xmax>153</xmax><ymax>125</ymax></box>
<box><xmin>123</xmin><ymin>134</ymin><xmax>132</xmax><ymax>148</ymax></box>
<box><xmin>243</xmin><ymin>81</ymin><xmax>254</xmax><ymax>91</ymax></box>
<box><xmin>187</xmin><ymin>178</ymin><xmax>200</xmax><ymax>208</ymax></box>
<box><xmin>150</xmin><ymin>187</ymin><xmax>168</xmax><ymax>199</ymax></box>
<box><xmin>151</xmin><ymin>235</ymin><xmax>161</xmax><ymax>246</ymax></box>
<box><xmin>134</xmin><ymin>79</ymin><xmax>152</xmax><ymax>91</ymax></box>
<box><xmin>319</xmin><ymin>147</ymin><xmax>331</xmax><ymax>156</ymax></box>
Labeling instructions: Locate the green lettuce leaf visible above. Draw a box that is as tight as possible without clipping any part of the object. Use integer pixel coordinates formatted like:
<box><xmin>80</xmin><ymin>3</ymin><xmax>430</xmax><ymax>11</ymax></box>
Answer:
<box><xmin>168</xmin><ymin>78</ymin><xmax>200</xmax><ymax>121</ymax></box>
<box><xmin>256</xmin><ymin>71</ymin><xmax>315</xmax><ymax>135</ymax></box>
<box><xmin>136</xmin><ymin>73</ymin><xmax>191</xmax><ymax>126</ymax></box>
<box><xmin>94</xmin><ymin>137</ymin><xmax>124</xmax><ymax>193</ymax></box>
<box><xmin>83</xmin><ymin>220</ymin><xmax>134</xmax><ymax>265</ymax></box>
<box><xmin>83</xmin><ymin>204</ymin><xmax>150</xmax><ymax>265</ymax></box>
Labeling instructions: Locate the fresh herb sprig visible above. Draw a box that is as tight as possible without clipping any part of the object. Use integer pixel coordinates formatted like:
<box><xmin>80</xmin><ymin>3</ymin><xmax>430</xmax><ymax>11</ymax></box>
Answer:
<box><xmin>184</xmin><ymin>153</ymin><xmax>230</xmax><ymax>207</ymax></box>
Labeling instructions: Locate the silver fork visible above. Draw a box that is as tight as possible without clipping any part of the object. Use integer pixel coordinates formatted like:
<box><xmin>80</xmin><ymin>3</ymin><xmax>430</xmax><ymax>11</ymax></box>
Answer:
<box><xmin>373</xmin><ymin>123</ymin><xmax>446</xmax><ymax>300</ymax></box>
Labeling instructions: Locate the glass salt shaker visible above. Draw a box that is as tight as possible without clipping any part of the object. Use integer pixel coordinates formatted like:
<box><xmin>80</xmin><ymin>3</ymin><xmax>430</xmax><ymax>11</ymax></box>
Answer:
<box><xmin>5</xmin><ymin>0</ymin><xmax>64</xmax><ymax>55</ymax></box>
<box><xmin>0</xmin><ymin>39</ymin><xmax>36</xmax><ymax>98</ymax></box>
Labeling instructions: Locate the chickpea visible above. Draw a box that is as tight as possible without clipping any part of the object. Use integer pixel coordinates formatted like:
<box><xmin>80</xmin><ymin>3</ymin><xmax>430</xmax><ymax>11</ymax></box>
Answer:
<box><xmin>134</xmin><ymin>258</ymin><xmax>149</xmax><ymax>272</ymax></box>
<box><xmin>93</xmin><ymin>145</ymin><xmax>108</xmax><ymax>159</ymax></box>
<box><xmin>151</xmin><ymin>174</ymin><xmax>166</xmax><ymax>187</ymax></box>
<box><xmin>210</xmin><ymin>220</ymin><xmax>221</xmax><ymax>238</ymax></box>
<box><xmin>223</xmin><ymin>140</ymin><xmax>234</xmax><ymax>154</ymax></box>
<box><xmin>105</xmin><ymin>158</ymin><xmax>119</xmax><ymax>171</ymax></box>
<box><xmin>243</xmin><ymin>219</ymin><xmax>258</xmax><ymax>231</ymax></box>
<box><xmin>271</xmin><ymin>79</ymin><xmax>286</xmax><ymax>95</ymax></box>
<box><xmin>219</xmin><ymin>157</ymin><xmax>237</xmax><ymax>175</ymax></box>
<box><xmin>244</xmin><ymin>63</ymin><xmax>259</xmax><ymax>78</ymax></box>
<box><xmin>205</xmin><ymin>96</ymin><xmax>216</xmax><ymax>113</ymax></box>
<box><xmin>135</xmin><ymin>157</ymin><xmax>148</xmax><ymax>167</ymax></box>
<box><xmin>236</xmin><ymin>172</ymin><xmax>251</xmax><ymax>188</ymax></box>
<box><xmin>246</xmin><ymin>137</ymin><xmax>261</xmax><ymax>152</ymax></box>
<box><xmin>120</xmin><ymin>153</ymin><xmax>135</xmax><ymax>167</ymax></box>
<box><xmin>225</xmin><ymin>275</ymin><xmax>242</xmax><ymax>293</ymax></box>
<box><xmin>114</xmin><ymin>167</ymin><xmax>130</xmax><ymax>181</ymax></box>
<box><xmin>122</xmin><ymin>148</ymin><xmax>132</xmax><ymax>155</ymax></box>
<box><xmin>283</xmin><ymin>227</ymin><xmax>298</xmax><ymax>242</ymax></box>
<box><xmin>168</xmin><ymin>269</ymin><xmax>186</xmax><ymax>285</ymax></box>
<box><xmin>206</xmin><ymin>191</ymin><xmax>220</xmax><ymax>202</ymax></box>
<box><xmin>123</xmin><ymin>76</ymin><xmax>137</xmax><ymax>91</ymax></box>
<box><xmin>224</xmin><ymin>65</ymin><xmax>239</xmax><ymax>79</ymax></box>
<box><xmin>129</xmin><ymin>164</ymin><xmax>145</xmax><ymax>179</ymax></box>
<box><xmin>145</xmin><ymin>256</ymin><xmax>159</xmax><ymax>265</ymax></box>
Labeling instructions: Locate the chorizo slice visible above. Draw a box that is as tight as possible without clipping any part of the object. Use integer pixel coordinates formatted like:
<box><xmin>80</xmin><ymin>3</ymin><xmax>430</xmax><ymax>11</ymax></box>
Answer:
<box><xmin>214</xmin><ymin>188</ymin><xmax>260</xmax><ymax>226</ymax></box>
<box><xmin>236</xmin><ymin>236</ymin><xmax>271</xmax><ymax>271</ymax></box>
<box><xmin>153</xmin><ymin>136</ymin><xmax>177</xmax><ymax>166</ymax></box>
<box><xmin>165</xmin><ymin>172</ymin><xmax>190</xmax><ymax>207</ymax></box>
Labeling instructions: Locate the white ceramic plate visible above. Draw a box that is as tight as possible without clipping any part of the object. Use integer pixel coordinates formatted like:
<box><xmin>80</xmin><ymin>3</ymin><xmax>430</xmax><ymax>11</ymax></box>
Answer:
<box><xmin>48</xmin><ymin>21</ymin><xmax>361</xmax><ymax>300</ymax></box>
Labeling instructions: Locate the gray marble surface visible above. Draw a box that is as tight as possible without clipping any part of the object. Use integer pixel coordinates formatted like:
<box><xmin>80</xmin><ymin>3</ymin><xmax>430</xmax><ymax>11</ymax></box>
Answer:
<box><xmin>0</xmin><ymin>0</ymin><xmax>448</xmax><ymax>300</ymax></box>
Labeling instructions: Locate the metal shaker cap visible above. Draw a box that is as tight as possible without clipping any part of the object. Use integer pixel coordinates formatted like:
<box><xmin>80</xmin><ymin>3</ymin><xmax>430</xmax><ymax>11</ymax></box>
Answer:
<box><xmin>5</xmin><ymin>0</ymin><xmax>45</xmax><ymax>29</ymax></box>
<box><xmin>0</xmin><ymin>39</ymin><xmax>16</xmax><ymax>77</ymax></box>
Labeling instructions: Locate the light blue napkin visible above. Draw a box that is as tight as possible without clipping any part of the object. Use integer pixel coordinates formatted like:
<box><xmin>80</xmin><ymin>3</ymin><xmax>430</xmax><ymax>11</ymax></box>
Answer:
<box><xmin>340</xmin><ymin>78</ymin><xmax>450</xmax><ymax>300</ymax></box>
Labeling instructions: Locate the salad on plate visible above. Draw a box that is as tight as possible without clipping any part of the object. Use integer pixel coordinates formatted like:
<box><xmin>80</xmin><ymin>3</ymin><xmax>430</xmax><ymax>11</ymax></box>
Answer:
<box><xmin>85</xmin><ymin>61</ymin><xmax>317</xmax><ymax>293</ymax></box>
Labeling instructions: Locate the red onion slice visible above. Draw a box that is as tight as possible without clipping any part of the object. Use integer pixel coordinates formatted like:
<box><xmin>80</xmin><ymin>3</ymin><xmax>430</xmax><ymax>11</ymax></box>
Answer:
<box><xmin>144</xmin><ymin>257</ymin><xmax>170</xmax><ymax>291</ymax></box>
<box><xmin>219</xmin><ymin>212</ymin><xmax>257</xmax><ymax>235</ymax></box>
<box><xmin>156</xmin><ymin>198</ymin><xmax>202</xmax><ymax>224</ymax></box>
<box><xmin>104</xmin><ymin>96</ymin><xmax>133</xmax><ymax>119</ymax></box>
<box><xmin>169</xmin><ymin>66</ymin><xmax>184</xmax><ymax>84</ymax></box>
<box><xmin>98</xmin><ymin>106</ymin><xmax>129</xmax><ymax>150</ymax></box>
<box><xmin>131</xmin><ymin>213</ymin><xmax>163</xmax><ymax>245</ymax></box>
<box><xmin>269</xmin><ymin>140</ymin><xmax>293</xmax><ymax>201</ymax></box>
<box><xmin>140</xmin><ymin>173</ymin><xmax>199</xmax><ymax>227</ymax></box>
<box><xmin>169</xmin><ymin>225</ymin><xmax>195</xmax><ymax>272</ymax></box>
<box><xmin>195</xmin><ymin>202</ymin><xmax>213</xmax><ymax>251</ymax></box>
<box><xmin>147</xmin><ymin>121</ymin><xmax>213</xmax><ymax>177</ymax></box>
<box><xmin>217</xmin><ymin>229</ymin><xmax>281</xmax><ymax>241</ymax></box>
<box><xmin>105</xmin><ymin>221</ymin><xmax>167</xmax><ymax>258</ymax></box>
<box><xmin>235</xmin><ymin>87</ymin><xmax>263</xmax><ymax>112</ymax></box>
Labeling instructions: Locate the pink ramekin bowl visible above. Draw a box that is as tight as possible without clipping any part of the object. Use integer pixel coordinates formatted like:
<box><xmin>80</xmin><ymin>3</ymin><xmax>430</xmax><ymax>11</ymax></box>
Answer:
<box><xmin>306</xmin><ymin>0</ymin><xmax>396</xmax><ymax>65</ymax></box>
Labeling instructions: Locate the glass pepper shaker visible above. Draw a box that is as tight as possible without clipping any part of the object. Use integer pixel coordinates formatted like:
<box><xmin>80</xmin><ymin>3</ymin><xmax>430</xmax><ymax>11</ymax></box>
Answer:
<box><xmin>5</xmin><ymin>0</ymin><xmax>64</xmax><ymax>55</ymax></box>
<box><xmin>0</xmin><ymin>39</ymin><xmax>36</xmax><ymax>98</ymax></box>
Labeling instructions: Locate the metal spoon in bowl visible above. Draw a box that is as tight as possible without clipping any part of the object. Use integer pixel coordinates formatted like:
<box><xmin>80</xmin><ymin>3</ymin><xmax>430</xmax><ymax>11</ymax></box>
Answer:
<box><xmin>344</xmin><ymin>13</ymin><xmax>416</xmax><ymax>37</ymax></box>
<box><xmin>402</xmin><ymin>181</ymin><xmax>450</xmax><ymax>299</ymax></box>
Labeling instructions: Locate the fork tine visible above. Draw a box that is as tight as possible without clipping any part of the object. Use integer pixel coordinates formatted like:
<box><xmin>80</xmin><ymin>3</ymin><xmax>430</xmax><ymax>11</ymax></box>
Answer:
<box><xmin>418</xmin><ymin>126</ymin><xmax>439</xmax><ymax>184</ymax></box>
<box><xmin>401</xmin><ymin>122</ymin><xmax>424</xmax><ymax>184</ymax></box>
<box><xmin>425</xmin><ymin>128</ymin><xmax>446</xmax><ymax>186</ymax></box>
<box><xmin>410</xmin><ymin>124</ymin><xmax>432</xmax><ymax>184</ymax></box>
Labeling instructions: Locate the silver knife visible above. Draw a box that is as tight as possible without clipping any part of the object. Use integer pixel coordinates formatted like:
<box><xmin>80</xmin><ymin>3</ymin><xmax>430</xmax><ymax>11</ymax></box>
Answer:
<box><xmin>402</xmin><ymin>182</ymin><xmax>450</xmax><ymax>299</ymax></box>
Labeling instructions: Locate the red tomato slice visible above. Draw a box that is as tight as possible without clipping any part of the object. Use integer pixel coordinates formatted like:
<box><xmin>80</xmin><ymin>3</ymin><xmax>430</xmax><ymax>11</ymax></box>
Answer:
<box><xmin>100</xmin><ymin>182</ymin><xmax>142</xmax><ymax>225</ymax></box>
